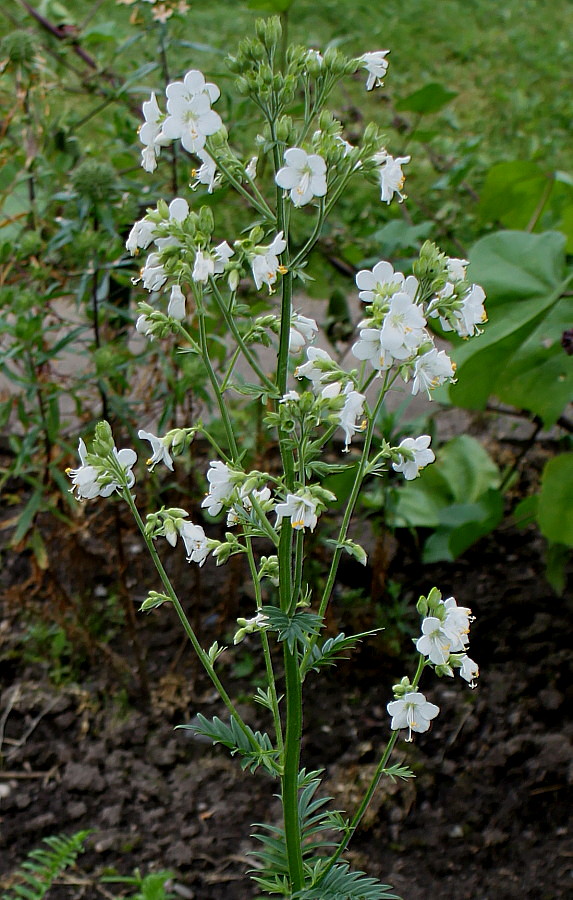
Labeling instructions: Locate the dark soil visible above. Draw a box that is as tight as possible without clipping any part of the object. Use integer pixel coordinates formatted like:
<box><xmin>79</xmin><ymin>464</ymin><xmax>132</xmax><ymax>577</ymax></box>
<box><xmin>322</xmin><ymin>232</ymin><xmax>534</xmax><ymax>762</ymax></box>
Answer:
<box><xmin>0</xmin><ymin>483</ymin><xmax>572</xmax><ymax>900</ymax></box>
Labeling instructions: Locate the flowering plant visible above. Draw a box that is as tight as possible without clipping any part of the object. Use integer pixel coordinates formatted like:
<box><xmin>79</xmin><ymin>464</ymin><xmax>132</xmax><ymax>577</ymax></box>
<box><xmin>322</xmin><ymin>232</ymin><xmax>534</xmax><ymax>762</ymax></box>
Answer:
<box><xmin>67</xmin><ymin>18</ymin><xmax>484</xmax><ymax>898</ymax></box>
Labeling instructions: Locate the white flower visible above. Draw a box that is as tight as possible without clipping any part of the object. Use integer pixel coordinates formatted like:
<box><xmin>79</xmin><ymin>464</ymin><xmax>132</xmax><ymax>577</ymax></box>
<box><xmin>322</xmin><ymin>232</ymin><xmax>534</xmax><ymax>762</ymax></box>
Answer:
<box><xmin>233</xmin><ymin>611</ymin><xmax>270</xmax><ymax>644</ymax></box>
<box><xmin>213</xmin><ymin>241</ymin><xmax>234</xmax><ymax>274</ymax></box>
<box><xmin>126</xmin><ymin>218</ymin><xmax>157</xmax><ymax>256</ymax></box>
<box><xmin>180</xmin><ymin>521</ymin><xmax>210</xmax><ymax>566</ymax></box>
<box><xmin>281</xmin><ymin>390</ymin><xmax>301</xmax><ymax>403</ymax></box>
<box><xmin>275</xmin><ymin>493</ymin><xmax>319</xmax><ymax>531</ymax></box>
<box><xmin>289</xmin><ymin>313</ymin><xmax>319</xmax><ymax>354</ymax></box>
<box><xmin>459</xmin><ymin>654</ymin><xmax>479</xmax><ymax>688</ymax></box>
<box><xmin>411</xmin><ymin>348</ymin><xmax>456</xmax><ymax>397</ymax></box>
<box><xmin>359</xmin><ymin>50</ymin><xmax>390</xmax><ymax>90</ymax></box>
<box><xmin>387</xmin><ymin>691</ymin><xmax>439</xmax><ymax>741</ymax></box>
<box><xmin>352</xmin><ymin>327</ymin><xmax>395</xmax><ymax>373</ymax></box>
<box><xmin>139</xmin><ymin>92</ymin><xmax>169</xmax><ymax>173</ymax></box>
<box><xmin>295</xmin><ymin>346</ymin><xmax>336</xmax><ymax>387</ymax></box>
<box><xmin>275</xmin><ymin>148</ymin><xmax>327</xmax><ymax>207</ymax></box>
<box><xmin>456</xmin><ymin>284</ymin><xmax>487</xmax><ymax>338</ymax></box>
<box><xmin>227</xmin><ymin>486</ymin><xmax>272</xmax><ymax>527</ymax></box>
<box><xmin>392</xmin><ymin>435</ymin><xmax>435</xmax><ymax>480</ymax></box>
<box><xmin>201</xmin><ymin>460</ymin><xmax>237</xmax><ymax>516</ymax></box>
<box><xmin>140</xmin><ymin>252</ymin><xmax>167</xmax><ymax>292</ymax></box>
<box><xmin>245</xmin><ymin>156</ymin><xmax>258</xmax><ymax>180</ymax></box>
<box><xmin>356</xmin><ymin>260</ymin><xmax>413</xmax><ymax>305</ymax></box>
<box><xmin>138</xmin><ymin>429</ymin><xmax>174</xmax><ymax>471</ymax></box>
<box><xmin>443</xmin><ymin>596</ymin><xmax>473</xmax><ymax>651</ymax></box>
<box><xmin>416</xmin><ymin>616</ymin><xmax>452</xmax><ymax>665</ymax></box>
<box><xmin>136</xmin><ymin>313</ymin><xmax>154</xmax><ymax>338</ymax></box>
<box><xmin>251</xmin><ymin>232</ymin><xmax>287</xmax><ymax>292</ymax></box>
<box><xmin>380</xmin><ymin>292</ymin><xmax>427</xmax><ymax>360</ymax></box>
<box><xmin>167</xmin><ymin>284</ymin><xmax>186</xmax><ymax>320</ymax></box>
<box><xmin>447</xmin><ymin>257</ymin><xmax>469</xmax><ymax>283</ymax></box>
<box><xmin>67</xmin><ymin>439</ymin><xmax>136</xmax><ymax>501</ymax></box>
<box><xmin>192</xmin><ymin>149</ymin><xmax>217</xmax><ymax>193</ymax></box>
<box><xmin>161</xmin><ymin>70</ymin><xmax>222</xmax><ymax>154</ymax></box>
<box><xmin>373</xmin><ymin>149</ymin><xmax>410</xmax><ymax>203</ymax></box>
<box><xmin>338</xmin><ymin>385</ymin><xmax>366</xmax><ymax>451</ymax></box>
<box><xmin>192</xmin><ymin>249</ymin><xmax>215</xmax><ymax>284</ymax></box>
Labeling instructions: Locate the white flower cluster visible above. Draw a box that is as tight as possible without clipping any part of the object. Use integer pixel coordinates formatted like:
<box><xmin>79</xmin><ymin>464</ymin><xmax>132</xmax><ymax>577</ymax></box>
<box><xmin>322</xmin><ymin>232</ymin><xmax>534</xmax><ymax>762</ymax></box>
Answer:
<box><xmin>416</xmin><ymin>594</ymin><xmax>478</xmax><ymax>687</ymax></box>
<box><xmin>139</xmin><ymin>70</ymin><xmax>223</xmax><ymax>172</ymax></box>
<box><xmin>351</xmin><ymin>258</ymin><xmax>485</xmax><ymax>397</ymax></box>
<box><xmin>387</xmin><ymin>592</ymin><xmax>478</xmax><ymax>742</ymax></box>
<box><xmin>66</xmin><ymin>439</ymin><xmax>137</xmax><ymax>501</ymax></box>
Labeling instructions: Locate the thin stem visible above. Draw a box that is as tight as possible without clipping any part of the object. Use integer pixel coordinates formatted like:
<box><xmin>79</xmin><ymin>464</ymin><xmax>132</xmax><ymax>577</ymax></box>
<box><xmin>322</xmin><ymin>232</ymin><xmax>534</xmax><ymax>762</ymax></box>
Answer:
<box><xmin>122</xmin><ymin>487</ymin><xmax>275</xmax><ymax>765</ymax></box>
<box><xmin>175</xmin><ymin>315</ymin><xmax>238</xmax><ymax>460</ymax></box>
<box><xmin>207</xmin><ymin>147</ymin><xmax>274</xmax><ymax>220</ymax></box>
<box><xmin>208</xmin><ymin>277</ymin><xmax>277</xmax><ymax>394</ymax></box>
<box><xmin>300</xmin><ymin>380</ymin><xmax>390</xmax><ymax>673</ymax></box>
<box><xmin>315</xmin><ymin>655</ymin><xmax>426</xmax><ymax>884</ymax></box>
<box><xmin>282</xmin><ymin>643</ymin><xmax>304</xmax><ymax>892</ymax></box>
<box><xmin>245</xmin><ymin>538</ymin><xmax>284</xmax><ymax>753</ymax></box>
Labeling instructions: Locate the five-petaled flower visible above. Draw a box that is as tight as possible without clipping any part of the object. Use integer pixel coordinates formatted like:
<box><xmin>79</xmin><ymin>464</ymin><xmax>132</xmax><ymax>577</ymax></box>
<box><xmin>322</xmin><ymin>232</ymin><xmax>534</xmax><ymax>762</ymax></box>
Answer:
<box><xmin>411</xmin><ymin>347</ymin><xmax>456</xmax><ymax>397</ymax></box>
<box><xmin>275</xmin><ymin>148</ymin><xmax>327</xmax><ymax>207</ymax></box>
<box><xmin>289</xmin><ymin>313</ymin><xmax>319</xmax><ymax>354</ymax></box>
<box><xmin>179</xmin><ymin>520</ymin><xmax>210</xmax><ymax>566</ymax></box>
<box><xmin>250</xmin><ymin>232</ymin><xmax>287</xmax><ymax>292</ymax></box>
<box><xmin>373</xmin><ymin>149</ymin><xmax>410</xmax><ymax>203</ymax></box>
<box><xmin>392</xmin><ymin>435</ymin><xmax>435</xmax><ymax>480</ymax></box>
<box><xmin>138</xmin><ymin>429</ymin><xmax>174</xmax><ymax>471</ymax></box>
<box><xmin>416</xmin><ymin>616</ymin><xmax>452</xmax><ymax>665</ymax></box>
<box><xmin>160</xmin><ymin>69</ymin><xmax>222</xmax><ymax>154</ymax></box>
<box><xmin>201</xmin><ymin>460</ymin><xmax>237</xmax><ymax>516</ymax></box>
<box><xmin>275</xmin><ymin>492</ymin><xmax>319</xmax><ymax>531</ymax></box>
<box><xmin>139</xmin><ymin>92</ymin><xmax>169</xmax><ymax>173</ymax></box>
<box><xmin>387</xmin><ymin>691</ymin><xmax>439</xmax><ymax>741</ymax></box>
<box><xmin>356</xmin><ymin>260</ymin><xmax>414</xmax><ymax>306</ymax></box>
<box><xmin>459</xmin><ymin>654</ymin><xmax>479</xmax><ymax>687</ymax></box>
<box><xmin>67</xmin><ymin>439</ymin><xmax>137</xmax><ymax>501</ymax></box>
<box><xmin>359</xmin><ymin>51</ymin><xmax>390</xmax><ymax>90</ymax></box>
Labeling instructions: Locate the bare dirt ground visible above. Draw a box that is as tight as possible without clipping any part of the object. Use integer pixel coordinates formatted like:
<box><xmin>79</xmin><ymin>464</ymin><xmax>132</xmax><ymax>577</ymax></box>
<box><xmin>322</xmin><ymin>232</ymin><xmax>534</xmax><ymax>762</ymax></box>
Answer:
<box><xmin>0</xmin><ymin>448</ymin><xmax>572</xmax><ymax>900</ymax></box>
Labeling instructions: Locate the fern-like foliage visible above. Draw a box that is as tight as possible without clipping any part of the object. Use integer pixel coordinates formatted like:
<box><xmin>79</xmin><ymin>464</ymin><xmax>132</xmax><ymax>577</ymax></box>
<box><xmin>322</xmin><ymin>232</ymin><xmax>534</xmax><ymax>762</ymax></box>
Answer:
<box><xmin>250</xmin><ymin>771</ymin><xmax>346</xmax><ymax>895</ymax></box>
<box><xmin>292</xmin><ymin>861</ymin><xmax>400</xmax><ymax>899</ymax></box>
<box><xmin>300</xmin><ymin>631</ymin><xmax>378</xmax><ymax>678</ymax></box>
<box><xmin>263</xmin><ymin>606</ymin><xmax>324</xmax><ymax>652</ymax></box>
<box><xmin>2</xmin><ymin>831</ymin><xmax>91</xmax><ymax>900</ymax></box>
<box><xmin>177</xmin><ymin>713</ymin><xmax>281</xmax><ymax>774</ymax></box>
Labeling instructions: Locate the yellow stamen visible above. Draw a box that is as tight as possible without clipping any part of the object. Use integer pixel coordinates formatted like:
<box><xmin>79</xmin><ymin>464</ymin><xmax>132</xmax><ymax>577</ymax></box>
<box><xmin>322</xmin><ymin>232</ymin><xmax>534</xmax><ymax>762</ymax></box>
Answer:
<box><xmin>278</xmin><ymin>265</ymin><xmax>288</xmax><ymax>275</ymax></box>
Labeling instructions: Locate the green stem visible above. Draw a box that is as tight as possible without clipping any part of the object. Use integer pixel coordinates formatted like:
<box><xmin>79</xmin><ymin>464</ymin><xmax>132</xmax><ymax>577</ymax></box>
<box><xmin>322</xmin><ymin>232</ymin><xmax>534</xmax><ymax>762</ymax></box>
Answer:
<box><xmin>175</xmin><ymin>314</ymin><xmax>238</xmax><ymax>460</ymax></box>
<box><xmin>207</xmin><ymin>146</ymin><xmax>274</xmax><ymax>220</ymax></box>
<box><xmin>315</xmin><ymin>655</ymin><xmax>426</xmax><ymax>884</ymax></box>
<box><xmin>282</xmin><ymin>642</ymin><xmax>305</xmax><ymax>893</ymax></box>
<box><xmin>300</xmin><ymin>381</ymin><xmax>390</xmax><ymax>672</ymax></box>
<box><xmin>208</xmin><ymin>277</ymin><xmax>277</xmax><ymax>394</ymax></box>
<box><xmin>121</xmin><ymin>488</ymin><xmax>269</xmax><ymax>762</ymax></box>
<box><xmin>245</xmin><ymin>538</ymin><xmax>284</xmax><ymax>753</ymax></box>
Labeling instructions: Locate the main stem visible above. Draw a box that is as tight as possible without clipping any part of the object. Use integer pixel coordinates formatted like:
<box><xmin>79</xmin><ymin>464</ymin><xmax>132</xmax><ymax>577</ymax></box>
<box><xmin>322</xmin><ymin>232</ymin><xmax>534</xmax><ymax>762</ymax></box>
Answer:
<box><xmin>273</xmin><ymin>124</ymin><xmax>305</xmax><ymax>890</ymax></box>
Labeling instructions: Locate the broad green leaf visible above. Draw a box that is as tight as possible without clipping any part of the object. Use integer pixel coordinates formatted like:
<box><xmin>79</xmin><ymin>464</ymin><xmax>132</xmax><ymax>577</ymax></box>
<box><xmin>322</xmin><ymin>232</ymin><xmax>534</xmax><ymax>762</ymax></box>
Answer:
<box><xmin>423</xmin><ymin>490</ymin><xmax>504</xmax><ymax>563</ymax></box>
<box><xmin>478</xmin><ymin>162</ymin><xmax>573</xmax><ymax>246</ymax></box>
<box><xmin>538</xmin><ymin>453</ymin><xmax>573</xmax><ymax>546</ymax></box>
<box><xmin>390</xmin><ymin>436</ymin><xmax>502</xmax><ymax>561</ymax></box>
<box><xmin>447</xmin><ymin>231</ymin><xmax>573</xmax><ymax>425</ymax></box>
<box><xmin>395</xmin><ymin>83</ymin><xmax>457</xmax><ymax>115</ymax></box>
